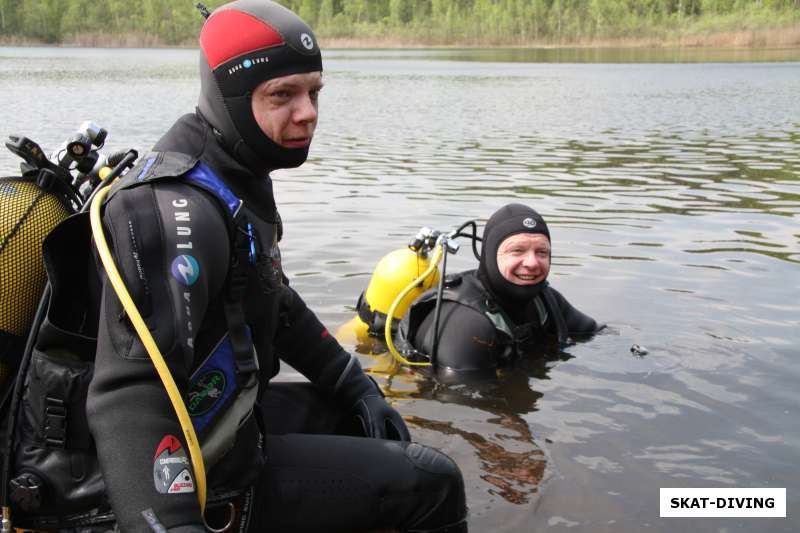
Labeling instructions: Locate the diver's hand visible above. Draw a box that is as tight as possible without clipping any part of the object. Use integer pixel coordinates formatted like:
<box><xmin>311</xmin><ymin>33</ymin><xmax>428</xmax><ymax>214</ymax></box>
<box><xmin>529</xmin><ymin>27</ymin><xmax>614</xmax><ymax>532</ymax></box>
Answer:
<box><xmin>334</xmin><ymin>354</ymin><xmax>412</xmax><ymax>441</ymax></box>
<box><xmin>352</xmin><ymin>391</ymin><xmax>411</xmax><ymax>441</ymax></box>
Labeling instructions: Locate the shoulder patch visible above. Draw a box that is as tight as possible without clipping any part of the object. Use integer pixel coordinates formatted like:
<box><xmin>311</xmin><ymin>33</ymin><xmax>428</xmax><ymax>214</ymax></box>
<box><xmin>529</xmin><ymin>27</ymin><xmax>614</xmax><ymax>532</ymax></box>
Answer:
<box><xmin>136</xmin><ymin>152</ymin><xmax>197</xmax><ymax>183</ymax></box>
<box><xmin>110</xmin><ymin>152</ymin><xmax>199</xmax><ymax>201</ymax></box>
<box><xmin>153</xmin><ymin>435</ymin><xmax>195</xmax><ymax>495</ymax></box>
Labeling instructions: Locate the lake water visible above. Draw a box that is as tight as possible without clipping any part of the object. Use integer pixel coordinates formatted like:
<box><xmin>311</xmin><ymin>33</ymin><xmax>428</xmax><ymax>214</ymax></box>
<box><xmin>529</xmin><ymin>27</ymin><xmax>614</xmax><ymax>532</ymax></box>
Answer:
<box><xmin>1</xmin><ymin>46</ymin><xmax>798</xmax><ymax>532</ymax></box>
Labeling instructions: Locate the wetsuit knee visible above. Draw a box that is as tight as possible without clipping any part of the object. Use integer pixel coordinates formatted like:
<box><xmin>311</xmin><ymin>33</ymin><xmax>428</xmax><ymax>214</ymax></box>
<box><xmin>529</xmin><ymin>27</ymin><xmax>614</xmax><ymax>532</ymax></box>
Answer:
<box><xmin>404</xmin><ymin>443</ymin><xmax>468</xmax><ymax>533</ymax></box>
<box><xmin>405</xmin><ymin>443</ymin><xmax>460</xmax><ymax>478</ymax></box>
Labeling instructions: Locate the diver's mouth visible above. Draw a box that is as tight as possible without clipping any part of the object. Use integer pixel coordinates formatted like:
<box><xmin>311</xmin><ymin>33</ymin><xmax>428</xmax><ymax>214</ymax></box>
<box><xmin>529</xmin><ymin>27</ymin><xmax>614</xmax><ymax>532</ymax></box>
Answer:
<box><xmin>283</xmin><ymin>137</ymin><xmax>311</xmax><ymax>148</ymax></box>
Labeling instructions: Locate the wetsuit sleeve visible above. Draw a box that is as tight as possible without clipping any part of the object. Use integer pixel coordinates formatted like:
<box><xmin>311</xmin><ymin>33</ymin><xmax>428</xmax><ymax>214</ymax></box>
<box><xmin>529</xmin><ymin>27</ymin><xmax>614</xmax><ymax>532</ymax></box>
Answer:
<box><xmin>86</xmin><ymin>183</ymin><xmax>229</xmax><ymax>533</ymax></box>
<box><xmin>273</xmin><ymin>285</ymin><xmax>362</xmax><ymax>394</ymax></box>
<box><xmin>273</xmin><ymin>285</ymin><xmax>390</xmax><ymax>400</ymax></box>
<box><xmin>414</xmin><ymin>302</ymin><xmax>498</xmax><ymax>374</ymax></box>
<box><xmin>549</xmin><ymin>287</ymin><xmax>603</xmax><ymax>335</ymax></box>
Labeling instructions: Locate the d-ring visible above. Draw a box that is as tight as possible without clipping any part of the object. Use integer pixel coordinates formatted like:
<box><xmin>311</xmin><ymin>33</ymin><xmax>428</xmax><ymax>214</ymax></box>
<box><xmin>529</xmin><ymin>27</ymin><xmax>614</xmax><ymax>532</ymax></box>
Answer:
<box><xmin>203</xmin><ymin>502</ymin><xmax>235</xmax><ymax>533</ymax></box>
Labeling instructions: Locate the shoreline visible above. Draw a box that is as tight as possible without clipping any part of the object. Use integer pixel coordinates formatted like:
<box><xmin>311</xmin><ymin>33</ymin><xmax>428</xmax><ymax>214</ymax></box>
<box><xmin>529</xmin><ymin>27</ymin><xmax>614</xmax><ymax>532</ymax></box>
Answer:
<box><xmin>321</xmin><ymin>26</ymin><xmax>800</xmax><ymax>49</ymax></box>
<box><xmin>1</xmin><ymin>26</ymin><xmax>799</xmax><ymax>50</ymax></box>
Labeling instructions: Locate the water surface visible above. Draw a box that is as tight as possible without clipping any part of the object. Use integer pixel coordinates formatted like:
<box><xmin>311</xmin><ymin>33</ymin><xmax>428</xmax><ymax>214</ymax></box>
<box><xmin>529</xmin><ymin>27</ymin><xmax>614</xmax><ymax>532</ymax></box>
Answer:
<box><xmin>1</xmin><ymin>46</ymin><xmax>798</xmax><ymax>532</ymax></box>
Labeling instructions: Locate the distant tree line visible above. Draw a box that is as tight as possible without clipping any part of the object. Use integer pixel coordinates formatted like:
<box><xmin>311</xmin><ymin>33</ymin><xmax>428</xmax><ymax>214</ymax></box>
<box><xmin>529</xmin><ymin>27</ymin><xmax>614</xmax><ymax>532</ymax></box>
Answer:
<box><xmin>0</xmin><ymin>0</ymin><xmax>798</xmax><ymax>45</ymax></box>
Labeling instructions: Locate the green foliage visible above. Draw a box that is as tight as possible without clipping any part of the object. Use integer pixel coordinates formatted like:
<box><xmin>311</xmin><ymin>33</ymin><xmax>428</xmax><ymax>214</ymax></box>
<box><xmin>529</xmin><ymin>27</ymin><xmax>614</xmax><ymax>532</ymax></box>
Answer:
<box><xmin>0</xmin><ymin>0</ymin><xmax>796</xmax><ymax>44</ymax></box>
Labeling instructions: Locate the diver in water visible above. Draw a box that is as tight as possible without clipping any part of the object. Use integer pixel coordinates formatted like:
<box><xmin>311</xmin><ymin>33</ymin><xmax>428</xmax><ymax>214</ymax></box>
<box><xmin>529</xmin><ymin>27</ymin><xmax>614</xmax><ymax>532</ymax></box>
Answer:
<box><xmin>400</xmin><ymin>203</ymin><xmax>602</xmax><ymax>377</ymax></box>
<box><xmin>81</xmin><ymin>1</ymin><xmax>466</xmax><ymax>532</ymax></box>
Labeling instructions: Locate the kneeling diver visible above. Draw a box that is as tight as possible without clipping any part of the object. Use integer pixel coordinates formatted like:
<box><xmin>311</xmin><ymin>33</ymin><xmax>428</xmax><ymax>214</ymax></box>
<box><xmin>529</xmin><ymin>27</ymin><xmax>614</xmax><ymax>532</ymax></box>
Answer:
<box><xmin>400</xmin><ymin>204</ymin><xmax>603</xmax><ymax>376</ymax></box>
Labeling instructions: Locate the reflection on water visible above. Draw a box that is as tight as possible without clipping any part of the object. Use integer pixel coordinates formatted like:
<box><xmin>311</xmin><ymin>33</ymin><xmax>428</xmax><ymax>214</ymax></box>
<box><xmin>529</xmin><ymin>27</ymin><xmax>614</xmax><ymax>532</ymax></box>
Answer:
<box><xmin>1</xmin><ymin>46</ymin><xmax>799</xmax><ymax>532</ymax></box>
<box><xmin>409</xmin><ymin>414</ymin><xmax>546</xmax><ymax>505</ymax></box>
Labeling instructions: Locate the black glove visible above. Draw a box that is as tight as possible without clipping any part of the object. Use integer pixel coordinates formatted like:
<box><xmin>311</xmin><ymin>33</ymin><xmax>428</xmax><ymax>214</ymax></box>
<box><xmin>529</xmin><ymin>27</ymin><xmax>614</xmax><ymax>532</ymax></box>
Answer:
<box><xmin>335</xmin><ymin>356</ymin><xmax>411</xmax><ymax>441</ymax></box>
<box><xmin>351</xmin><ymin>383</ymin><xmax>412</xmax><ymax>441</ymax></box>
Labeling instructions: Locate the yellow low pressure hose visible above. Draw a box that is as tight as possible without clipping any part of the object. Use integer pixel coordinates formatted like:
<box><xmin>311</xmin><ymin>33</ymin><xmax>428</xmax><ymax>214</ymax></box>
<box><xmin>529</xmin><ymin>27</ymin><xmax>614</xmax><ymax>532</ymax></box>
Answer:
<box><xmin>90</xmin><ymin>185</ymin><xmax>207</xmax><ymax>514</ymax></box>
<box><xmin>384</xmin><ymin>243</ymin><xmax>444</xmax><ymax>367</ymax></box>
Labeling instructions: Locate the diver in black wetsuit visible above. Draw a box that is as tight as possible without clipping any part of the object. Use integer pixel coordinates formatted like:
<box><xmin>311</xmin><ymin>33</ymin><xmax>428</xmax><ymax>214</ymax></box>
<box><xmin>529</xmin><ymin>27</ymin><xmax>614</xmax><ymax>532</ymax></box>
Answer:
<box><xmin>85</xmin><ymin>1</ymin><xmax>467</xmax><ymax>532</ymax></box>
<box><xmin>400</xmin><ymin>204</ymin><xmax>601</xmax><ymax>378</ymax></box>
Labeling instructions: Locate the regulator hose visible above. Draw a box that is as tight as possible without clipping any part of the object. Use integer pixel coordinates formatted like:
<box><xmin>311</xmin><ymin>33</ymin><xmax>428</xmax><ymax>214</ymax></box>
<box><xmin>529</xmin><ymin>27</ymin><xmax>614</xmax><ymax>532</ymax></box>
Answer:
<box><xmin>384</xmin><ymin>242</ymin><xmax>444</xmax><ymax>367</ymax></box>
<box><xmin>89</xmin><ymin>184</ymin><xmax>207</xmax><ymax>514</ymax></box>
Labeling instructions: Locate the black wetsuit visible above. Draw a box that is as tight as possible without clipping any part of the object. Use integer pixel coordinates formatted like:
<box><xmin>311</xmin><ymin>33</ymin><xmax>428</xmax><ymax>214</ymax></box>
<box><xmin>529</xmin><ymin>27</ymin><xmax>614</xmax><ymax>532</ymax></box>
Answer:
<box><xmin>87</xmin><ymin>113</ymin><xmax>466</xmax><ymax>533</ymax></box>
<box><xmin>400</xmin><ymin>270</ymin><xmax>599</xmax><ymax>374</ymax></box>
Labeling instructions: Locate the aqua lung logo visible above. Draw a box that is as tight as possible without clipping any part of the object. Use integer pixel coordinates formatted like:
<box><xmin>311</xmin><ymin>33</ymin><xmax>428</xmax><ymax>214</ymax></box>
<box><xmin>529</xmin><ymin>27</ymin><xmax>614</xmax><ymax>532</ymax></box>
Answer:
<box><xmin>300</xmin><ymin>33</ymin><xmax>314</xmax><ymax>50</ymax></box>
<box><xmin>172</xmin><ymin>197</ymin><xmax>195</xmax><ymax>349</ymax></box>
<box><xmin>188</xmin><ymin>370</ymin><xmax>226</xmax><ymax>416</ymax></box>
<box><xmin>227</xmin><ymin>55</ymin><xmax>269</xmax><ymax>75</ymax></box>
<box><xmin>522</xmin><ymin>217</ymin><xmax>537</xmax><ymax>229</ymax></box>
<box><xmin>171</xmin><ymin>255</ymin><xmax>200</xmax><ymax>286</ymax></box>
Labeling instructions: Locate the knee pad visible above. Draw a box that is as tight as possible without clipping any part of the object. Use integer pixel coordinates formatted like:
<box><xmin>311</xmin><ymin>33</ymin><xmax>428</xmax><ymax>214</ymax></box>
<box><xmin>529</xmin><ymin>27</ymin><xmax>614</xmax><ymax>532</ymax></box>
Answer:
<box><xmin>404</xmin><ymin>443</ymin><xmax>461</xmax><ymax>478</ymax></box>
<box><xmin>404</xmin><ymin>443</ymin><xmax>467</xmax><ymax>530</ymax></box>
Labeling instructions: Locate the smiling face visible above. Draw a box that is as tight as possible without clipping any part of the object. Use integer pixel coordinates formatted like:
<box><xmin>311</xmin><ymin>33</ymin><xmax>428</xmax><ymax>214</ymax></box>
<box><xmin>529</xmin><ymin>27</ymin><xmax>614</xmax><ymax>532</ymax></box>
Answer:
<box><xmin>496</xmin><ymin>233</ymin><xmax>551</xmax><ymax>286</ymax></box>
<box><xmin>251</xmin><ymin>71</ymin><xmax>323</xmax><ymax>149</ymax></box>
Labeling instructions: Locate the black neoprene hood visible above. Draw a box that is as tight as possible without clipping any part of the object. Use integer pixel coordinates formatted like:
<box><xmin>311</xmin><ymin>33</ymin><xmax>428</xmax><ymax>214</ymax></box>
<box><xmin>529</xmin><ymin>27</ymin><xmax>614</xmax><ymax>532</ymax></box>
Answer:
<box><xmin>478</xmin><ymin>203</ymin><xmax>551</xmax><ymax>304</ymax></box>
<box><xmin>197</xmin><ymin>0</ymin><xmax>323</xmax><ymax>175</ymax></box>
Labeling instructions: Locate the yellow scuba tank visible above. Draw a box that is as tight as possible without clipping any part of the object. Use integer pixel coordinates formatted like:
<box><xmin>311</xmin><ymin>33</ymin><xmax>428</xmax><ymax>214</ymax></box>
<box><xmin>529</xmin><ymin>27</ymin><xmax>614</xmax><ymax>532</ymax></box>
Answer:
<box><xmin>0</xmin><ymin>126</ymin><xmax>105</xmax><ymax>390</ymax></box>
<box><xmin>0</xmin><ymin>176</ymin><xmax>72</xmax><ymax>385</ymax></box>
<box><xmin>347</xmin><ymin>247</ymin><xmax>441</xmax><ymax>341</ymax></box>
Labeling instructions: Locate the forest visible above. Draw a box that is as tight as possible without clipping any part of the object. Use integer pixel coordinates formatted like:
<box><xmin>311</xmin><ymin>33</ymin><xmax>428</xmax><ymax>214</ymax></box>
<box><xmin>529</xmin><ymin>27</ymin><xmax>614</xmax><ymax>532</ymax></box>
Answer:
<box><xmin>0</xmin><ymin>0</ymin><xmax>798</xmax><ymax>46</ymax></box>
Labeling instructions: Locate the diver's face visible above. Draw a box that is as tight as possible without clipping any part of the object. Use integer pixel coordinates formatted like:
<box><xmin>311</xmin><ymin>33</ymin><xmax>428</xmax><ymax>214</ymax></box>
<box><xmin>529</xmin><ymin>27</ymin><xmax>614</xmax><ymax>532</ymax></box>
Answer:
<box><xmin>496</xmin><ymin>233</ymin><xmax>551</xmax><ymax>286</ymax></box>
<box><xmin>251</xmin><ymin>71</ymin><xmax>323</xmax><ymax>149</ymax></box>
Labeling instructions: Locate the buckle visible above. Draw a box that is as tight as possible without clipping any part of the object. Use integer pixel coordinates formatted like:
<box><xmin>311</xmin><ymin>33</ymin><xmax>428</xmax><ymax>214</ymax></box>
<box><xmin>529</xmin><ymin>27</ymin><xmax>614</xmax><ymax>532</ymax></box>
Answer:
<box><xmin>44</xmin><ymin>397</ymin><xmax>66</xmax><ymax>449</ymax></box>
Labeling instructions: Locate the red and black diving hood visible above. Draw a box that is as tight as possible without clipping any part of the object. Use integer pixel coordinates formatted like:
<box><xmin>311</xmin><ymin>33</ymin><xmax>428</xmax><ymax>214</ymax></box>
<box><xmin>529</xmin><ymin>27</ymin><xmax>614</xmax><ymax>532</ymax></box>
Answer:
<box><xmin>198</xmin><ymin>0</ymin><xmax>322</xmax><ymax>175</ymax></box>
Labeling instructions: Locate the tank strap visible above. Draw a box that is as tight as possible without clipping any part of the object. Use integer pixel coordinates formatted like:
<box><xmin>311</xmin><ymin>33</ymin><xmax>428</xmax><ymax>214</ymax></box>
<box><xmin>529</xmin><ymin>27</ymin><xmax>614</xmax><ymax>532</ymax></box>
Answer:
<box><xmin>356</xmin><ymin>291</ymin><xmax>389</xmax><ymax>337</ymax></box>
<box><xmin>184</xmin><ymin>163</ymin><xmax>258</xmax><ymax>385</ymax></box>
<box><xmin>185</xmin><ymin>161</ymin><xmax>243</xmax><ymax>218</ymax></box>
<box><xmin>541</xmin><ymin>287</ymin><xmax>568</xmax><ymax>345</ymax></box>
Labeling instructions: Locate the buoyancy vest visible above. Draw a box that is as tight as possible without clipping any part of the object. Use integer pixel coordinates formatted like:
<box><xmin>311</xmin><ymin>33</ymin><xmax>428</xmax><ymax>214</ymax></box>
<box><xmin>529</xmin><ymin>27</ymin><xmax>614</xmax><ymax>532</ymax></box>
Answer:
<box><xmin>403</xmin><ymin>270</ymin><xmax>568</xmax><ymax>363</ymax></box>
<box><xmin>5</xmin><ymin>151</ymin><xmax>278</xmax><ymax>529</ymax></box>
<box><xmin>112</xmin><ymin>152</ymin><xmax>276</xmax><ymax>468</ymax></box>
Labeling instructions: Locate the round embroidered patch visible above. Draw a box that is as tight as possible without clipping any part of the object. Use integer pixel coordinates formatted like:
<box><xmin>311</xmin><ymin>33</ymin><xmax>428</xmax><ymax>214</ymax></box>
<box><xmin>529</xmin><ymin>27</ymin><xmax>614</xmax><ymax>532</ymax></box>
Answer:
<box><xmin>188</xmin><ymin>369</ymin><xmax>226</xmax><ymax>416</ymax></box>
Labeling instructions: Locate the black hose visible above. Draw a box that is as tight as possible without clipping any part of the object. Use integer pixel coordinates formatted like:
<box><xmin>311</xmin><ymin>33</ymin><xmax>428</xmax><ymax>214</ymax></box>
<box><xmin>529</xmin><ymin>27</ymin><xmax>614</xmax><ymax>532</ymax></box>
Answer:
<box><xmin>81</xmin><ymin>150</ymin><xmax>137</xmax><ymax>208</ymax></box>
<box><xmin>452</xmin><ymin>219</ymin><xmax>482</xmax><ymax>261</ymax></box>
<box><xmin>106</xmin><ymin>149</ymin><xmax>134</xmax><ymax>168</ymax></box>
<box><xmin>0</xmin><ymin>285</ymin><xmax>49</xmax><ymax>509</ymax></box>
<box><xmin>430</xmin><ymin>245</ymin><xmax>449</xmax><ymax>368</ymax></box>
<box><xmin>102</xmin><ymin>150</ymin><xmax>138</xmax><ymax>185</ymax></box>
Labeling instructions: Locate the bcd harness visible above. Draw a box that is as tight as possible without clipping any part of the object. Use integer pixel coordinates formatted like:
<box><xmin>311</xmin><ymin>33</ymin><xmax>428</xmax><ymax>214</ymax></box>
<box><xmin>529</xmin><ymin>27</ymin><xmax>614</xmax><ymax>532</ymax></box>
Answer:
<box><xmin>2</xmin><ymin>152</ymin><xmax>277</xmax><ymax>531</ymax></box>
<box><xmin>404</xmin><ymin>271</ymin><xmax>569</xmax><ymax>362</ymax></box>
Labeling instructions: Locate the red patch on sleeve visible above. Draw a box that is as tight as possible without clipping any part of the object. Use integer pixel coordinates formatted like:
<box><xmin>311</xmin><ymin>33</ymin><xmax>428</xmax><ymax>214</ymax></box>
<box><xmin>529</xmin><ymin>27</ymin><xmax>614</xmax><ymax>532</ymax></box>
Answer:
<box><xmin>321</xmin><ymin>329</ymin><xmax>329</xmax><ymax>338</ymax></box>
<box><xmin>154</xmin><ymin>435</ymin><xmax>182</xmax><ymax>459</ymax></box>
<box><xmin>200</xmin><ymin>10</ymin><xmax>284</xmax><ymax>70</ymax></box>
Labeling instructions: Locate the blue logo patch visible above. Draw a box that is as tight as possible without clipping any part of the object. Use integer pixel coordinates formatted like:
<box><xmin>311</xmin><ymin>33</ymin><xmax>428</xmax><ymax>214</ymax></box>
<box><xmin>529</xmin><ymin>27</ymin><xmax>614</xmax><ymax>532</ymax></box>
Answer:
<box><xmin>171</xmin><ymin>255</ymin><xmax>200</xmax><ymax>286</ymax></box>
<box><xmin>243</xmin><ymin>59</ymin><xmax>252</xmax><ymax>68</ymax></box>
